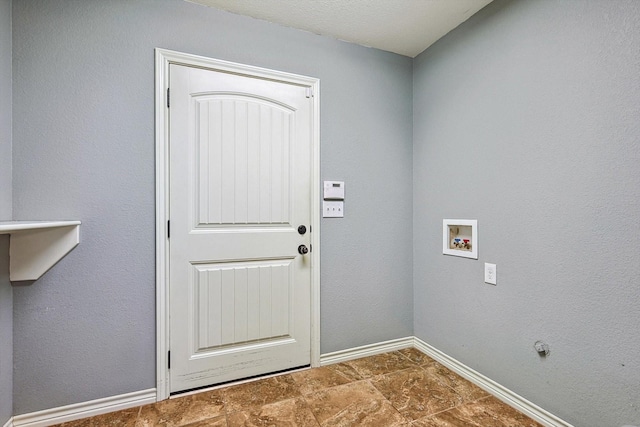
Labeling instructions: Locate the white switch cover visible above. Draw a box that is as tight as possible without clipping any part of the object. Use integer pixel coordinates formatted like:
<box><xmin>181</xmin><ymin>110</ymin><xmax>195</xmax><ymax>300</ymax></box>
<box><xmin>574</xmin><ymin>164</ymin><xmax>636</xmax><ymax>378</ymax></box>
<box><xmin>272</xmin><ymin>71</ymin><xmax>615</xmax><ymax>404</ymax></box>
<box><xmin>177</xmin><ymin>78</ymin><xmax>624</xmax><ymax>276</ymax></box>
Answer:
<box><xmin>323</xmin><ymin>201</ymin><xmax>344</xmax><ymax>218</ymax></box>
<box><xmin>484</xmin><ymin>263</ymin><xmax>497</xmax><ymax>285</ymax></box>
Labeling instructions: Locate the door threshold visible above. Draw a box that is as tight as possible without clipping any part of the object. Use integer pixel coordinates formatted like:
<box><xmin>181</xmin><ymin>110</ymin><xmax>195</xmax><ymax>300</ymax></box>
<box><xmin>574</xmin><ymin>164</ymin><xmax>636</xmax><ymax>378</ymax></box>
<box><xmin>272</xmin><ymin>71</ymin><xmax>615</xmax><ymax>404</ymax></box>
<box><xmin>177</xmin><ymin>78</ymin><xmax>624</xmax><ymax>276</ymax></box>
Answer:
<box><xmin>169</xmin><ymin>364</ymin><xmax>311</xmax><ymax>398</ymax></box>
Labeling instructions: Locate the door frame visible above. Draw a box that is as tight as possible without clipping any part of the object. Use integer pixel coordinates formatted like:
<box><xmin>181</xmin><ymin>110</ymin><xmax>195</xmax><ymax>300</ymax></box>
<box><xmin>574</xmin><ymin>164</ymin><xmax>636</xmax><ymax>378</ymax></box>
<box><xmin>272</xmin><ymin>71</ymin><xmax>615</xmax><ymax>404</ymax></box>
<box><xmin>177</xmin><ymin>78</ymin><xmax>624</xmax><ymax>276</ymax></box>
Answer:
<box><xmin>154</xmin><ymin>48</ymin><xmax>321</xmax><ymax>401</ymax></box>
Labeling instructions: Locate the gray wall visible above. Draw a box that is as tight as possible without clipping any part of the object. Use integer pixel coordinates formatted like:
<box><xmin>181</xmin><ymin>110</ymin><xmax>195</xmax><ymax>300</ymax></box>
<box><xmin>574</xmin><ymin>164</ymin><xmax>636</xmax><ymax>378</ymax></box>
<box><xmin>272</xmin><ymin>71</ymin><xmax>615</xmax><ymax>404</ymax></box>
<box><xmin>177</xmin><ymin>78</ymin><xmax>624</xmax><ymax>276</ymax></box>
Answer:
<box><xmin>0</xmin><ymin>0</ymin><xmax>12</xmax><ymax>424</ymax></box>
<box><xmin>413</xmin><ymin>1</ymin><xmax>640</xmax><ymax>426</ymax></box>
<box><xmin>11</xmin><ymin>0</ymin><xmax>413</xmax><ymax>414</ymax></box>
<box><xmin>0</xmin><ymin>238</ymin><xmax>10</xmax><ymax>425</ymax></box>
<box><xmin>0</xmin><ymin>0</ymin><xmax>10</xmax><ymax>220</ymax></box>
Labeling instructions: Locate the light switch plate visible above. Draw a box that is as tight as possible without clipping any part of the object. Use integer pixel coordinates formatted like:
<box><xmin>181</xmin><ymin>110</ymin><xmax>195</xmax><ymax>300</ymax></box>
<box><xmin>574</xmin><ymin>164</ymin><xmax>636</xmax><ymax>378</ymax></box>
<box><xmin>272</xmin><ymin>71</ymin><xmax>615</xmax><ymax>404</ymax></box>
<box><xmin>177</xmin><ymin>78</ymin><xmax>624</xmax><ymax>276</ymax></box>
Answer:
<box><xmin>484</xmin><ymin>263</ymin><xmax>497</xmax><ymax>285</ymax></box>
<box><xmin>323</xmin><ymin>201</ymin><xmax>344</xmax><ymax>218</ymax></box>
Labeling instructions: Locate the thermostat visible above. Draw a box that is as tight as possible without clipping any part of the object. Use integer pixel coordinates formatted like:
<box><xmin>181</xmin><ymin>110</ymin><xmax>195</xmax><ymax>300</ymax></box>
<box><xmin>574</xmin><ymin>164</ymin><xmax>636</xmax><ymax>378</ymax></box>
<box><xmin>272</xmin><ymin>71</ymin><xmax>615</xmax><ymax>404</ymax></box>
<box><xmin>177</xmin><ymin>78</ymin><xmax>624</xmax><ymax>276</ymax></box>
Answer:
<box><xmin>323</xmin><ymin>181</ymin><xmax>345</xmax><ymax>200</ymax></box>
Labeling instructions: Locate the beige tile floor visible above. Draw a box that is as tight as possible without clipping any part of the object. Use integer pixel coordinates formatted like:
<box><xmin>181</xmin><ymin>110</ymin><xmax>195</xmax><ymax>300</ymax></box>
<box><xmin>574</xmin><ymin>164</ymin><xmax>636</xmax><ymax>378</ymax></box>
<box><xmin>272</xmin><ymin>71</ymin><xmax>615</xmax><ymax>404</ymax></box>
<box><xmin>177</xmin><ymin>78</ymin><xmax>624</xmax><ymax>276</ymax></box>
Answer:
<box><xmin>52</xmin><ymin>349</ymin><xmax>543</xmax><ymax>426</ymax></box>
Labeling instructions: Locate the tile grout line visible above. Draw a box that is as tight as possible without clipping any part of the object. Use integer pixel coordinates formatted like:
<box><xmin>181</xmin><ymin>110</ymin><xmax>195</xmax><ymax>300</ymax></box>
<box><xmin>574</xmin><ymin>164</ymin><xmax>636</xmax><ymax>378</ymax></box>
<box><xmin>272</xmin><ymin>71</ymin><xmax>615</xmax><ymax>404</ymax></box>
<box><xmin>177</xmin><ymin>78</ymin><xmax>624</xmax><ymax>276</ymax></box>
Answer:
<box><xmin>362</xmin><ymin>376</ymin><xmax>417</xmax><ymax>425</ymax></box>
<box><xmin>366</xmin><ymin>370</ymin><xmax>433</xmax><ymax>424</ymax></box>
<box><xmin>419</xmin><ymin>362</ymin><xmax>473</xmax><ymax>411</ymax></box>
<box><xmin>299</xmin><ymin>394</ymin><xmax>325</xmax><ymax>427</ymax></box>
<box><xmin>302</xmin><ymin>400</ymin><xmax>320</xmax><ymax>427</ymax></box>
<box><xmin>410</xmin><ymin>394</ymin><xmax>499</xmax><ymax>425</ymax></box>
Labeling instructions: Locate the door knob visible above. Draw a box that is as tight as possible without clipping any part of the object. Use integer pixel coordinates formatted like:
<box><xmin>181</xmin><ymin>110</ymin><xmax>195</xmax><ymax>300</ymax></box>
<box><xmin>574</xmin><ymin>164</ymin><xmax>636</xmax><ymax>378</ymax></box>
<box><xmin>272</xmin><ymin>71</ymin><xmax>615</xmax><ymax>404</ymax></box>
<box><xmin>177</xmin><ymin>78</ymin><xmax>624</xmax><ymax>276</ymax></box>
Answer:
<box><xmin>298</xmin><ymin>245</ymin><xmax>309</xmax><ymax>255</ymax></box>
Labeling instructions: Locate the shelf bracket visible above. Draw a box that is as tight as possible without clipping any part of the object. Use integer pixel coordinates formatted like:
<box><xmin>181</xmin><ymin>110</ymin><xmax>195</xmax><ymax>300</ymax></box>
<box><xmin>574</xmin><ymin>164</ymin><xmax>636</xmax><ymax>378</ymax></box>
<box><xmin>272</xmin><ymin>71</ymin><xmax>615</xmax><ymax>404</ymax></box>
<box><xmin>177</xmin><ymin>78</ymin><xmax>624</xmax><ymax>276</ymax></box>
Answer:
<box><xmin>0</xmin><ymin>221</ymin><xmax>81</xmax><ymax>282</ymax></box>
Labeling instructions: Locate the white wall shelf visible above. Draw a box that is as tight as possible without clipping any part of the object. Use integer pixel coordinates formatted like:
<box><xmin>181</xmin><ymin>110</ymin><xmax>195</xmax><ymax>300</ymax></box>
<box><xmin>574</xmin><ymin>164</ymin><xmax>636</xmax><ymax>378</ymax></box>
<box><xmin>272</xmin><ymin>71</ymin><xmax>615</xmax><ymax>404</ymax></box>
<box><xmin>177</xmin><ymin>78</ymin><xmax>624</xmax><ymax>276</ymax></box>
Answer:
<box><xmin>0</xmin><ymin>221</ymin><xmax>81</xmax><ymax>281</ymax></box>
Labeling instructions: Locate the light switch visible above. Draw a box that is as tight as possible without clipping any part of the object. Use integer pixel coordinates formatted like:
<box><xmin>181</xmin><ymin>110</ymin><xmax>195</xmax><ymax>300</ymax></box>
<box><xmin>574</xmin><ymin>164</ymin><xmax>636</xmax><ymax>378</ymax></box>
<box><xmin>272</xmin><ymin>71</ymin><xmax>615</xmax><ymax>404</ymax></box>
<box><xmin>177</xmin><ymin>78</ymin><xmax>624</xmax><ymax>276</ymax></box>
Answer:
<box><xmin>323</xmin><ymin>201</ymin><xmax>344</xmax><ymax>218</ymax></box>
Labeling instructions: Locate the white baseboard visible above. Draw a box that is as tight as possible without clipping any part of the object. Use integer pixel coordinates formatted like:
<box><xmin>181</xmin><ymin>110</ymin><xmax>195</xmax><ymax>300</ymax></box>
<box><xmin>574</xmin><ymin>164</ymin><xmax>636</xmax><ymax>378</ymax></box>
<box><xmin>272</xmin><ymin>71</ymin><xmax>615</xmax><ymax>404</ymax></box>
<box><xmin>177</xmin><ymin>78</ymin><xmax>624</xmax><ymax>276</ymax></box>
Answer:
<box><xmin>12</xmin><ymin>388</ymin><xmax>156</xmax><ymax>427</ymax></box>
<box><xmin>413</xmin><ymin>337</ymin><xmax>573</xmax><ymax>427</ymax></box>
<box><xmin>8</xmin><ymin>337</ymin><xmax>574</xmax><ymax>427</ymax></box>
<box><xmin>320</xmin><ymin>336</ymin><xmax>414</xmax><ymax>365</ymax></box>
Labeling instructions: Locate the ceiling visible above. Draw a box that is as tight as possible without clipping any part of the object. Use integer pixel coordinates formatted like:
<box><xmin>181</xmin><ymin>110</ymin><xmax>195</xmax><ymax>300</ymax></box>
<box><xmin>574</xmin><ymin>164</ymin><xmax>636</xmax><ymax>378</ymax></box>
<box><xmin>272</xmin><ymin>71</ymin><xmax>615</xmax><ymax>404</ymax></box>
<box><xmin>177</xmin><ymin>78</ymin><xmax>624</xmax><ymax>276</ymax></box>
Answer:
<box><xmin>187</xmin><ymin>0</ymin><xmax>493</xmax><ymax>58</ymax></box>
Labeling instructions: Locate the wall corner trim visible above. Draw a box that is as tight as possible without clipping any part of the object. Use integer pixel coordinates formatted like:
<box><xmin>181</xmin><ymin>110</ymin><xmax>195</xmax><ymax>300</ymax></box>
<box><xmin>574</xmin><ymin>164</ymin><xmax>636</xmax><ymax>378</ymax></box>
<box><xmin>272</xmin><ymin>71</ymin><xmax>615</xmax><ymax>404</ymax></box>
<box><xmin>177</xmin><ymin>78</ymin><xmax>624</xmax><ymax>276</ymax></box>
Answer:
<box><xmin>12</xmin><ymin>389</ymin><xmax>156</xmax><ymax>427</ymax></box>
<box><xmin>3</xmin><ymin>417</ymin><xmax>13</xmax><ymax>427</ymax></box>
<box><xmin>413</xmin><ymin>337</ymin><xmax>574</xmax><ymax>427</ymax></box>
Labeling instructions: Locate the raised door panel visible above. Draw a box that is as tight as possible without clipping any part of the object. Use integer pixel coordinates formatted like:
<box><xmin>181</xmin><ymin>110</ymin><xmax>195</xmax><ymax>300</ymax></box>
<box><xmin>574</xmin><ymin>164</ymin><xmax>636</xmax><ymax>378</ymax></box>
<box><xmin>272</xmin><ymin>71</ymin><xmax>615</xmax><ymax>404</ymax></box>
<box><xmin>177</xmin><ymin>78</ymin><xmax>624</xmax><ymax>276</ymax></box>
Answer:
<box><xmin>194</xmin><ymin>95</ymin><xmax>292</xmax><ymax>228</ymax></box>
<box><xmin>193</xmin><ymin>259</ymin><xmax>293</xmax><ymax>353</ymax></box>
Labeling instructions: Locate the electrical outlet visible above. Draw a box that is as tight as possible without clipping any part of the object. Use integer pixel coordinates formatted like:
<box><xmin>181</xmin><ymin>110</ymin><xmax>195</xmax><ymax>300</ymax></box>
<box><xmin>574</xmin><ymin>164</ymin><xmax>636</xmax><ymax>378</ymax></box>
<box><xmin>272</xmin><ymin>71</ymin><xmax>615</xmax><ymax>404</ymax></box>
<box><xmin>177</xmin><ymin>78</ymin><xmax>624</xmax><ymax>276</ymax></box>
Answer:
<box><xmin>484</xmin><ymin>263</ymin><xmax>497</xmax><ymax>285</ymax></box>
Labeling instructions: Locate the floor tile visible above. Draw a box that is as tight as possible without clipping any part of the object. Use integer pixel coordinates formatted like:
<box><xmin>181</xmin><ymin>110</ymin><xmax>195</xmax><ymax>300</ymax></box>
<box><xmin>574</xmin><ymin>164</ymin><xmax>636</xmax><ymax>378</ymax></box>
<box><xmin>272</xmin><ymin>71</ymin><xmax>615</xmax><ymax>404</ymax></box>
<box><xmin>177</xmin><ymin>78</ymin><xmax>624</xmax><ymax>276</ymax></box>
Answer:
<box><xmin>344</xmin><ymin>351</ymin><xmax>418</xmax><ymax>378</ymax></box>
<box><xmin>136</xmin><ymin>389</ymin><xmax>225</xmax><ymax>427</ymax></box>
<box><xmin>52</xmin><ymin>407</ymin><xmax>139</xmax><ymax>427</ymax></box>
<box><xmin>181</xmin><ymin>415</ymin><xmax>228</xmax><ymax>426</ymax></box>
<box><xmin>222</xmin><ymin>374</ymin><xmax>301</xmax><ymax>413</ymax></box>
<box><xmin>292</xmin><ymin>364</ymin><xmax>361</xmax><ymax>395</ymax></box>
<box><xmin>305</xmin><ymin>380</ymin><xmax>409</xmax><ymax>426</ymax></box>
<box><xmin>398</xmin><ymin>348</ymin><xmax>435</xmax><ymax>366</ymax></box>
<box><xmin>421</xmin><ymin>361</ymin><xmax>488</xmax><ymax>402</ymax></box>
<box><xmin>370</xmin><ymin>367</ymin><xmax>463</xmax><ymax>421</ymax></box>
<box><xmin>227</xmin><ymin>397</ymin><xmax>319</xmax><ymax>426</ymax></box>
<box><xmin>411</xmin><ymin>396</ymin><xmax>544</xmax><ymax>427</ymax></box>
<box><xmin>326</xmin><ymin>362</ymin><xmax>364</xmax><ymax>382</ymax></box>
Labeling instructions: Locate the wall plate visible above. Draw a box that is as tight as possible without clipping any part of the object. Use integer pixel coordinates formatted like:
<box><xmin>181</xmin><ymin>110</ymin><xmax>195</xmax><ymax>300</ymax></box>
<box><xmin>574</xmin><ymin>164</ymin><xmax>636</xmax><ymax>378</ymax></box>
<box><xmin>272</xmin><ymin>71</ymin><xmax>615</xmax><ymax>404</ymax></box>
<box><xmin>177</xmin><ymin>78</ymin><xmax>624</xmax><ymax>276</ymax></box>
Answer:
<box><xmin>323</xmin><ymin>201</ymin><xmax>344</xmax><ymax>217</ymax></box>
<box><xmin>484</xmin><ymin>263</ymin><xmax>497</xmax><ymax>285</ymax></box>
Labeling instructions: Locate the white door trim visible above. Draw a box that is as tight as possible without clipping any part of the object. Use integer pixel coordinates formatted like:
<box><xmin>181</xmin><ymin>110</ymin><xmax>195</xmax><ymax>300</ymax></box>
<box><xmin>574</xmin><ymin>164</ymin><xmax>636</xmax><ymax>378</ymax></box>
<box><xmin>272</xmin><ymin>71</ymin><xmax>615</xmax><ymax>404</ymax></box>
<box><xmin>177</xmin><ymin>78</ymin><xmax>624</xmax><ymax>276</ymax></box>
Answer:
<box><xmin>155</xmin><ymin>48</ymin><xmax>321</xmax><ymax>401</ymax></box>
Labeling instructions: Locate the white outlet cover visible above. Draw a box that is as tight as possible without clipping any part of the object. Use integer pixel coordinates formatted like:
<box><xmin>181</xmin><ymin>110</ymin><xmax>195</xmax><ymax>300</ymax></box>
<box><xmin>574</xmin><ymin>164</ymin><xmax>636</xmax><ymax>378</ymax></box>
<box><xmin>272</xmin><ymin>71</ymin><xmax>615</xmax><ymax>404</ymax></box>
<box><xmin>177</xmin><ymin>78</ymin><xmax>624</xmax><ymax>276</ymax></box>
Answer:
<box><xmin>484</xmin><ymin>263</ymin><xmax>497</xmax><ymax>285</ymax></box>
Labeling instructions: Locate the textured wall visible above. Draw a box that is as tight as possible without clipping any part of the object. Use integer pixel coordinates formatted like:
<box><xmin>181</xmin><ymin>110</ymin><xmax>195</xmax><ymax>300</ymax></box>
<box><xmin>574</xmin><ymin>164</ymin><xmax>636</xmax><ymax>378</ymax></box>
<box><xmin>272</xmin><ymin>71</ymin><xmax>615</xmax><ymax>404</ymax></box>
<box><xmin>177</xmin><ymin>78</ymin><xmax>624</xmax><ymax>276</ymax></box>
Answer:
<box><xmin>0</xmin><ymin>0</ymin><xmax>12</xmax><ymax>424</ymax></box>
<box><xmin>413</xmin><ymin>1</ymin><xmax>640</xmax><ymax>426</ymax></box>
<box><xmin>11</xmin><ymin>0</ymin><xmax>413</xmax><ymax>414</ymax></box>
<box><xmin>0</xmin><ymin>0</ymin><xmax>10</xmax><ymax>218</ymax></box>
<box><xmin>0</xmin><ymin>237</ymin><xmax>10</xmax><ymax>426</ymax></box>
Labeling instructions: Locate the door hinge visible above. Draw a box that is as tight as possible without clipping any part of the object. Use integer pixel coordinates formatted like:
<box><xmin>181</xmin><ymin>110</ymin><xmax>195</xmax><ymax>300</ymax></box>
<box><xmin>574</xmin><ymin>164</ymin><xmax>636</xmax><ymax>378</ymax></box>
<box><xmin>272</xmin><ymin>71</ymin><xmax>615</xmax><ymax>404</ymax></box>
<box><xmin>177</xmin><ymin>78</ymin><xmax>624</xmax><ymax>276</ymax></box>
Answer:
<box><xmin>167</xmin><ymin>220</ymin><xmax>170</xmax><ymax>238</ymax></box>
<box><xmin>167</xmin><ymin>88</ymin><xmax>170</xmax><ymax>108</ymax></box>
<box><xmin>305</xmin><ymin>87</ymin><xmax>313</xmax><ymax>98</ymax></box>
<box><xmin>168</xmin><ymin>351</ymin><xmax>171</xmax><ymax>369</ymax></box>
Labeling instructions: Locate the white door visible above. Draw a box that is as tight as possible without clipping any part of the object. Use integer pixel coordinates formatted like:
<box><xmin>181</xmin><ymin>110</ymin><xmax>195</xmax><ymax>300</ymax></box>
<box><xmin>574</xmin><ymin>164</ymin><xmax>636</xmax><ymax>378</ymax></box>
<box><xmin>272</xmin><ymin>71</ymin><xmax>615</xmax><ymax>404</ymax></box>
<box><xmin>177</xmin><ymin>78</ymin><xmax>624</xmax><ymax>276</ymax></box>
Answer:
<box><xmin>168</xmin><ymin>63</ymin><xmax>313</xmax><ymax>393</ymax></box>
